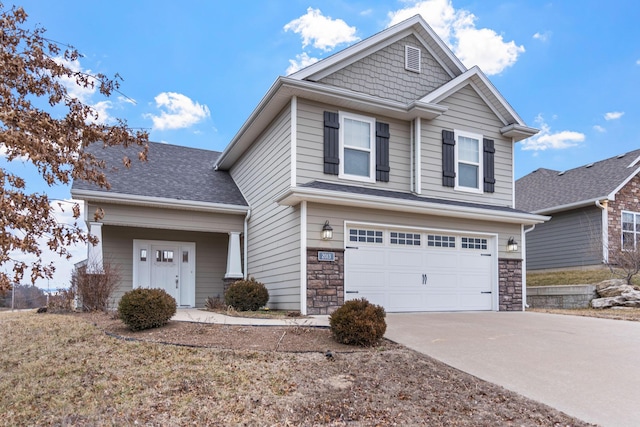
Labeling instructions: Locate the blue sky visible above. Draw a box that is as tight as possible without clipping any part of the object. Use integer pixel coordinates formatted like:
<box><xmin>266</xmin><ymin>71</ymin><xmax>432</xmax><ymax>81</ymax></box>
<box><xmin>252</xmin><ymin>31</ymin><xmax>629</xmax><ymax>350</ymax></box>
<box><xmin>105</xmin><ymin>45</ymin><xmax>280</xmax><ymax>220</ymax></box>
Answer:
<box><xmin>4</xmin><ymin>0</ymin><xmax>640</xmax><ymax>287</ymax></box>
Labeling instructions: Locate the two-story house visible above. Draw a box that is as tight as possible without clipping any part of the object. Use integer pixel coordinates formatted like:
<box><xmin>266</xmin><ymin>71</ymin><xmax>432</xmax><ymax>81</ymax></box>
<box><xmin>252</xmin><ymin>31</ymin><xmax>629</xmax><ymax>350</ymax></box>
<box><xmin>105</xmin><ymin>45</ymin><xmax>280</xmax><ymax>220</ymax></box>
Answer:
<box><xmin>71</xmin><ymin>15</ymin><xmax>547</xmax><ymax>314</ymax></box>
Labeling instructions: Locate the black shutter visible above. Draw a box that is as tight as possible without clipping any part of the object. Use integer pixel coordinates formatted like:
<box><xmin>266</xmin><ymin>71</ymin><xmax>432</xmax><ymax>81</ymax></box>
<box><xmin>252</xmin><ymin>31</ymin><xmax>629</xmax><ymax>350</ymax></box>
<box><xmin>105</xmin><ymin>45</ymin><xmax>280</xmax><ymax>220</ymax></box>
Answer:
<box><xmin>442</xmin><ymin>129</ymin><xmax>456</xmax><ymax>187</ymax></box>
<box><xmin>483</xmin><ymin>138</ymin><xmax>495</xmax><ymax>193</ymax></box>
<box><xmin>323</xmin><ymin>111</ymin><xmax>339</xmax><ymax>175</ymax></box>
<box><xmin>376</xmin><ymin>121</ymin><xmax>390</xmax><ymax>182</ymax></box>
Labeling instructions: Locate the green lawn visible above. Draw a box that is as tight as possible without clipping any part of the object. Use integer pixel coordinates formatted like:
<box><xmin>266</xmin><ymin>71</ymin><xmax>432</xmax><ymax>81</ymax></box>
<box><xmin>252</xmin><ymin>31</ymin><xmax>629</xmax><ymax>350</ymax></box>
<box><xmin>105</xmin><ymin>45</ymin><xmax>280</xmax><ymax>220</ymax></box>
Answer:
<box><xmin>527</xmin><ymin>268</ymin><xmax>640</xmax><ymax>287</ymax></box>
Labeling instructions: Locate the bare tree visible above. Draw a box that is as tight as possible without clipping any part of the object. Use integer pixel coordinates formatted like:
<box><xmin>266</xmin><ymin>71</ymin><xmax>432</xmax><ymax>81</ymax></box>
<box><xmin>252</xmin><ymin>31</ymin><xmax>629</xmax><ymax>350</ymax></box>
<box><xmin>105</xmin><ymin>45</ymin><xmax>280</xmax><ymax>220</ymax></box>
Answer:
<box><xmin>0</xmin><ymin>4</ymin><xmax>148</xmax><ymax>292</ymax></box>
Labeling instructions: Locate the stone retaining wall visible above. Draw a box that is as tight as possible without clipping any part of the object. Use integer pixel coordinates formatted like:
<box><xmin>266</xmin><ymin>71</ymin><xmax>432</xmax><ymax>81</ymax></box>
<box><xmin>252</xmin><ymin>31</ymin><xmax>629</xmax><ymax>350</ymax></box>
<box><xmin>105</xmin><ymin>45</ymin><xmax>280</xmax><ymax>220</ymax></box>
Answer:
<box><xmin>526</xmin><ymin>285</ymin><xmax>597</xmax><ymax>309</ymax></box>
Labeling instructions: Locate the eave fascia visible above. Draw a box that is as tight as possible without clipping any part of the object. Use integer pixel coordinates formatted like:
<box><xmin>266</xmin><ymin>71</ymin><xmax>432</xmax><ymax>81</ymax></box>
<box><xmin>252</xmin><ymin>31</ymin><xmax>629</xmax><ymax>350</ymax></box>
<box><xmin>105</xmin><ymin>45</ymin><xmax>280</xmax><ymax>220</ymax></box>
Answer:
<box><xmin>607</xmin><ymin>166</ymin><xmax>640</xmax><ymax>199</ymax></box>
<box><xmin>501</xmin><ymin>124</ymin><xmax>539</xmax><ymax>142</ymax></box>
<box><xmin>71</xmin><ymin>189</ymin><xmax>249</xmax><ymax>215</ymax></box>
<box><xmin>215</xmin><ymin>77</ymin><xmax>448</xmax><ymax>169</ymax></box>
<box><xmin>531</xmin><ymin>197</ymin><xmax>609</xmax><ymax>215</ymax></box>
<box><xmin>277</xmin><ymin>187</ymin><xmax>549</xmax><ymax>225</ymax></box>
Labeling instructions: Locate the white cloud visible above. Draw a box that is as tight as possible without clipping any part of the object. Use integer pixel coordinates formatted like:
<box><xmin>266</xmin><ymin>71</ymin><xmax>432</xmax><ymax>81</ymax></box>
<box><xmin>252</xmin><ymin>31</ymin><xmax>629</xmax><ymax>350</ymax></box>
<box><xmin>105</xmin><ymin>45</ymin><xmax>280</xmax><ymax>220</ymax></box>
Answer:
<box><xmin>533</xmin><ymin>31</ymin><xmax>551</xmax><ymax>42</ymax></box>
<box><xmin>286</xmin><ymin>52</ymin><xmax>320</xmax><ymax>75</ymax></box>
<box><xmin>520</xmin><ymin>114</ymin><xmax>585</xmax><ymax>151</ymax></box>
<box><xmin>636</xmin><ymin>59</ymin><xmax>640</xmax><ymax>66</ymax></box>
<box><xmin>604</xmin><ymin>111</ymin><xmax>624</xmax><ymax>121</ymax></box>
<box><xmin>387</xmin><ymin>0</ymin><xmax>524</xmax><ymax>75</ymax></box>
<box><xmin>53</xmin><ymin>56</ymin><xmax>121</xmax><ymax>125</ymax></box>
<box><xmin>284</xmin><ymin>7</ymin><xmax>359</xmax><ymax>51</ymax></box>
<box><xmin>593</xmin><ymin>125</ymin><xmax>606</xmax><ymax>133</ymax></box>
<box><xmin>145</xmin><ymin>92</ymin><xmax>210</xmax><ymax>131</ymax></box>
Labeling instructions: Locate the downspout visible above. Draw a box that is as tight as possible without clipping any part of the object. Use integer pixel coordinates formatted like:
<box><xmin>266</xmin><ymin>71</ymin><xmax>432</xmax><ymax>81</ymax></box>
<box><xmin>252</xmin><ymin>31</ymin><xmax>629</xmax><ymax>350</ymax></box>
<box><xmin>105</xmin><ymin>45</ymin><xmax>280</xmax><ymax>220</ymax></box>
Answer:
<box><xmin>243</xmin><ymin>208</ymin><xmax>251</xmax><ymax>280</ymax></box>
<box><xmin>522</xmin><ymin>224</ymin><xmax>536</xmax><ymax>309</ymax></box>
<box><xmin>595</xmin><ymin>200</ymin><xmax>608</xmax><ymax>264</ymax></box>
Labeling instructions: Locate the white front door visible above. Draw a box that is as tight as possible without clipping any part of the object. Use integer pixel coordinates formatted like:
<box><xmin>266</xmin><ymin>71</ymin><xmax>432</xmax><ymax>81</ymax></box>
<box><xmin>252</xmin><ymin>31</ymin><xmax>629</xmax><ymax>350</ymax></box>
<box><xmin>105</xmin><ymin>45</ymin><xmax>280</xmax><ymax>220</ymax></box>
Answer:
<box><xmin>151</xmin><ymin>245</ymin><xmax>180</xmax><ymax>303</ymax></box>
<box><xmin>133</xmin><ymin>240</ymin><xmax>196</xmax><ymax>307</ymax></box>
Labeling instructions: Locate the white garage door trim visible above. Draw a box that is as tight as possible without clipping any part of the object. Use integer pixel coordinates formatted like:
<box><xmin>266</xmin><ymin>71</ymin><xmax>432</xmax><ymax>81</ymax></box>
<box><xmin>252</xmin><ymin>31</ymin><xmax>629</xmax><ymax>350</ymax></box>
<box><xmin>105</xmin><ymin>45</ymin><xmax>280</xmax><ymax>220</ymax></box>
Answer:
<box><xmin>344</xmin><ymin>221</ymin><xmax>498</xmax><ymax>312</ymax></box>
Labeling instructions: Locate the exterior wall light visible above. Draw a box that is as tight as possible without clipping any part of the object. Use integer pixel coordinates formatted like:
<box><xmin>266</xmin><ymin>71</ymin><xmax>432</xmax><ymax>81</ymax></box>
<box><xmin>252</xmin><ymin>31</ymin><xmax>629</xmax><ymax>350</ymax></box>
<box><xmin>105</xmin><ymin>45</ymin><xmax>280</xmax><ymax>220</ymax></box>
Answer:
<box><xmin>321</xmin><ymin>220</ymin><xmax>333</xmax><ymax>240</ymax></box>
<box><xmin>507</xmin><ymin>237</ymin><xmax>518</xmax><ymax>252</ymax></box>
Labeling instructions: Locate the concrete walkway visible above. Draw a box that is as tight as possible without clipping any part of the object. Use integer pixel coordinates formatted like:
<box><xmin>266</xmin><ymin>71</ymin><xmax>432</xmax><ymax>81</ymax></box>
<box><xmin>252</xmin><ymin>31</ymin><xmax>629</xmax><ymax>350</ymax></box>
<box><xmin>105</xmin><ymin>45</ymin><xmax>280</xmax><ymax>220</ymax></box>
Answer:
<box><xmin>384</xmin><ymin>311</ymin><xmax>640</xmax><ymax>427</ymax></box>
<box><xmin>172</xmin><ymin>308</ymin><xmax>330</xmax><ymax>327</ymax></box>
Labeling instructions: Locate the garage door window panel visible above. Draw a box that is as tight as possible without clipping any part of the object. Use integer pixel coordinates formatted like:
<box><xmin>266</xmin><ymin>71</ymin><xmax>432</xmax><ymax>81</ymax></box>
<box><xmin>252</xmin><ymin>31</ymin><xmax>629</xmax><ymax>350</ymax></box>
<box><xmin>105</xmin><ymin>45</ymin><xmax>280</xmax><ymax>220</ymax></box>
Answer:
<box><xmin>390</xmin><ymin>232</ymin><xmax>421</xmax><ymax>246</ymax></box>
<box><xmin>427</xmin><ymin>234</ymin><xmax>456</xmax><ymax>248</ymax></box>
<box><xmin>461</xmin><ymin>237</ymin><xmax>488</xmax><ymax>250</ymax></box>
<box><xmin>349</xmin><ymin>228</ymin><xmax>383</xmax><ymax>244</ymax></box>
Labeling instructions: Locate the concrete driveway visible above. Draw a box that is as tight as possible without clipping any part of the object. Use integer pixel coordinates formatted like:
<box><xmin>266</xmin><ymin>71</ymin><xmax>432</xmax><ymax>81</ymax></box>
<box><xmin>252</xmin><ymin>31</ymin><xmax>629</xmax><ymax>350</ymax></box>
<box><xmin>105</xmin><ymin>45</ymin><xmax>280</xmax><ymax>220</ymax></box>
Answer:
<box><xmin>385</xmin><ymin>311</ymin><xmax>640</xmax><ymax>427</ymax></box>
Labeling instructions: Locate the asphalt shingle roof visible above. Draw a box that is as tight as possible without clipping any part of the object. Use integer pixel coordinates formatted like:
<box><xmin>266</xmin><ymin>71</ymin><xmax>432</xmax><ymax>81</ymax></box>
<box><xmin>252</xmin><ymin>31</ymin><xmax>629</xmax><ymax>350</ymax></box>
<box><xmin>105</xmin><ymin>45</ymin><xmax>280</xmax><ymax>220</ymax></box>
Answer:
<box><xmin>302</xmin><ymin>181</ymin><xmax>533</xmax><ymax>215</ymax></box>
<box><xmin>72</xmin><ymin>141</ymin><xmax>248</xmax><ymax>207</ymax></box>
<box><xmin>515</xmin><ymin>149</ymin><xmax>640</xmax><ymax>212</ymax></box>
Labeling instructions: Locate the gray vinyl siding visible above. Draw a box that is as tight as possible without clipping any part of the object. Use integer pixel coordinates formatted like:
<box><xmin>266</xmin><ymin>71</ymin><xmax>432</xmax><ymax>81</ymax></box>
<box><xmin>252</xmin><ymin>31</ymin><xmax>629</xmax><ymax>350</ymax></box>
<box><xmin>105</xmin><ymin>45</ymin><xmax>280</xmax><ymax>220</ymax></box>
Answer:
<box><xmin>296</xmin><ymin>99</ymin><xmax>411</xmax><ymax>191</ymax></box>
<box><xmin>101</xmin><ymin>226</ymin><xmax>228</xmax><ymax>308</ymax></box>
<box><xmin>230</xmin><ymin>105</ymin><xmax>302</xmax><ymax>310</ymax></box>
<box><xmin>421</xmin><ymin>84</ymin><xmax>514</xmax><ymax>207</ymax></box>
<box><xmin>318</xmin><ymin>35</ymin><xmax>451</xmax><ymax>103</ymax></box>
<box><xmin>307</xmin><ymin>203</ymin><xmax>522</xmax><ymax>259</ymax></box>
<box><xmin>87</xmin><ymin>202</ymin><xmax>244</xmax><ymax>233</ymax></box>
<box><xmin>526</xmin><ymin>206</ymin><xmax>602</xmax><ymax>270</ymax></box>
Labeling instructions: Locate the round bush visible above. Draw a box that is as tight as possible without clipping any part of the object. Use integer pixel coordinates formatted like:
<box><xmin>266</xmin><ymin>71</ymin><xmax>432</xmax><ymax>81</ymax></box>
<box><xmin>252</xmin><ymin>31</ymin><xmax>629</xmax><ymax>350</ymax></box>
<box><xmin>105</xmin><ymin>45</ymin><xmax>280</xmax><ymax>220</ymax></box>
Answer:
<box><xmin>118</xmin><ymin>288</ymin><xmax>177</xmax><ymax>331</ymax></box>
<box><xmin>329</xmin><ymin>298</ymin><xmax>386</xmax><ymax>346</ymax></box>
<box><xmin>224</xmin><ymin>278</ymin><xmax>269</xmax><ymax>311</ymax></box>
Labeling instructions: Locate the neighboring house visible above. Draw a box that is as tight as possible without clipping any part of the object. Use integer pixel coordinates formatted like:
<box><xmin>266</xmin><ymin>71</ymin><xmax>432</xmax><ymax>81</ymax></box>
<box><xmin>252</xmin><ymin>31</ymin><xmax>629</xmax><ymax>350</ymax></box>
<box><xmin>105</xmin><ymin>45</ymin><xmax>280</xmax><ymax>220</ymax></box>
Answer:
<box><xmin>71</xmin><ymin>15</ymin><xmax>546</xmax><ymax>314</ymax></box>
<box><xmin>516</xmin><ymin>149</ymin><xmax>640</xmax><ymax>271</ymax></box>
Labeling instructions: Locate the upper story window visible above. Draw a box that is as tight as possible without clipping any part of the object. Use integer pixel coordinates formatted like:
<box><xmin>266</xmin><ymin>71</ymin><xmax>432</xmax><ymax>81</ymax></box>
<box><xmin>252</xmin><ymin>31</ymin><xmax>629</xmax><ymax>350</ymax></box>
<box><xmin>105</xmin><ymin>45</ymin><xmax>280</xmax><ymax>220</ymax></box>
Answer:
<box><xmin>442</xmin><ymin>129</ymin><xmax>495</xmax><ymax>194</ymax></box>
<box><xmin>323</xmin><ymin>111</ymin><xmax>390</xmax><ymax>183</ymax></box>
<box><xmin>455</xmin><ymin>130</ymin><xmax>483</xmax><ymax>193</ymax></box>
<box><xmin>622</xmin><ymin>211</ymin><xmax>640</xmax><ymax>249</ymax></box>
<box><xmin>339</xmin><ymin>112</ymin><xmax>376</xmax><ymax>182</ymax></box>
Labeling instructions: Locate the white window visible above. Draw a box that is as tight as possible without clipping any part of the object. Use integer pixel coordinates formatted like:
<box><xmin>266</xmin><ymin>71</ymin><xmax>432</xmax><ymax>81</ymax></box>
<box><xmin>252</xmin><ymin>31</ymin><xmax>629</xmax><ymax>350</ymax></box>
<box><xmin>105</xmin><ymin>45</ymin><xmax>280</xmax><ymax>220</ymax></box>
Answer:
<box><xmin>622</xmin><ymin>211</ymin><xmax>640</xmax><ymax>249</ymax></box>
<box><xmin>339</xmin><ymin>112</ymin><xmax>376</xmax><ymax>182</ymax></box>
<box><xmin>455</xmin><ymin>130</ymin><xmax>482</xmax><ymax>193</ymax></box>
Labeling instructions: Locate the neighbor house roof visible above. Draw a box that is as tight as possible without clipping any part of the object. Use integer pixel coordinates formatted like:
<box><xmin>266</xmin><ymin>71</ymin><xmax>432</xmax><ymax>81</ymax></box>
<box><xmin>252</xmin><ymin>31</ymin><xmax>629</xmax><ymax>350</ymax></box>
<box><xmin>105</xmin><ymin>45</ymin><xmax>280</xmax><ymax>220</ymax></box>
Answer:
<box><xmin>277</xmin><ymin>181</ymin><xmax>548</xmax><ymax>225</ymax></box>
<box><xmin>71</xmin><ymin>141</ymin><xmax>248</xmax><ymax>213</ymax></box>
<box><xmin>516</xmin><ymin>149</ymin><xmax>640</xmax><ymax>213</ymax></box>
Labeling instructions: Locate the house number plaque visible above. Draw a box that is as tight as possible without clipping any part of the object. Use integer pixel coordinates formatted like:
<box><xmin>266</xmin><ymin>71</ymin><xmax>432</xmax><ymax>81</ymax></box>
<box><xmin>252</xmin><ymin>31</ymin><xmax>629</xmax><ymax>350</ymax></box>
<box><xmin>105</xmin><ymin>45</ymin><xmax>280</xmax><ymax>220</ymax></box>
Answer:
<box><xmin>318</xmin><ymin>251</ymin><xmax>335</xmax><ymax>262</ymax></box>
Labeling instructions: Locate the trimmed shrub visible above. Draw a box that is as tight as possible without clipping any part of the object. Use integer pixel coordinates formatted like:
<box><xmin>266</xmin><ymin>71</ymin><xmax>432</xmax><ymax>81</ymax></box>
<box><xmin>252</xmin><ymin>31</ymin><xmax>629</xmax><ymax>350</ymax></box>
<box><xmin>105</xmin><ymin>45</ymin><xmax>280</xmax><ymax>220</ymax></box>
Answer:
<box><xmin>224</xmin><ymin>278</ymin><xmax>269</xmax><ymax>311</ymax></box>
<box><xmin>118</xmin><ymin>288</ymin><xmax>177</xmax><ymax>331</ymax></box>
<box><xmin>329</xmin><ymin>298</ymin><xmax>386</xmax><ymax>346</ymax></box>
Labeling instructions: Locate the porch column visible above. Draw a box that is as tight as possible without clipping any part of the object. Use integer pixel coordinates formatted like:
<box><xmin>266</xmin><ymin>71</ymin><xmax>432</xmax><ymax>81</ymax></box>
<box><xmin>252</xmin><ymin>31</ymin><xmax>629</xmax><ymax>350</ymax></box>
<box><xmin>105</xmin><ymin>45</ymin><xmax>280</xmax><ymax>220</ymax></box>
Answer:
<box><xmin>225</xmin><ymin>231</ymin><xmax>243</xmax><ymax>279</ymax></box>
<box><xmin>87</xmin><ymin>222</ymin><xmax>103</xmax><ymax>273</ymax></box>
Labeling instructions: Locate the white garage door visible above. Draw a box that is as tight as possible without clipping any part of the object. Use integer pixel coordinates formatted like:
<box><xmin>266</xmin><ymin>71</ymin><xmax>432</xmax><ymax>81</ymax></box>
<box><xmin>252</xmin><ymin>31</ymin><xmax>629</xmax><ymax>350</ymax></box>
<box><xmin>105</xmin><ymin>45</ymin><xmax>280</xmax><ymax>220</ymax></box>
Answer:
<box><xmin>344</xmin><ymin>227</ymin><xmax>495</xmax><ymax>312</ymax></box>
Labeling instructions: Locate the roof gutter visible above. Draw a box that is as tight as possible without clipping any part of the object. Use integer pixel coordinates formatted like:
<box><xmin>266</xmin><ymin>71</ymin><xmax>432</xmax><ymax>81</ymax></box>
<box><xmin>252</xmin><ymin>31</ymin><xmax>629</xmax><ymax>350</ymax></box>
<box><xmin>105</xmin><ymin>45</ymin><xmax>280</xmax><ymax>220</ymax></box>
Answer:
<box><xmin>71</xmin><ymin>189</ymin><xmax>249</xmax><ymax>215</ymax></box>
<box><xmin>277</xmin><ymin>187</ymin><xmax>549</xmax><ymax>225</ymax></box>
<box><xmin>531</xmin><ymin>196</ymin><xmax>610</xmax><ymax>215</ymax></box>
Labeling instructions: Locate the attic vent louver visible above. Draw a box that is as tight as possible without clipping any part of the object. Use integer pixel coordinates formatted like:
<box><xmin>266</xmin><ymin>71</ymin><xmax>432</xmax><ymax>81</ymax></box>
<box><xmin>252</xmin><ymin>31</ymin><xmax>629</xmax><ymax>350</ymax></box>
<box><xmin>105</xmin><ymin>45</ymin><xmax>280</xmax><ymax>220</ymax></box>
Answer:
<box><xmin>405</xmin><ymin>46</ymin><xmax>421</xmax><ymax>73</ymax></box>
<box><xmin>585</xmin><ymin>163</ymin><xmax>594</xmax><ymax>168</ymax></box>
<box><xmin>617</xmin><ymin>153</ymin><xmax>626</xmax><ymax>159</ymax></box>
<box><xmin>558</xmin><ymin>171</ymin><xmax>565</xmax><ymax>176</ymax></box>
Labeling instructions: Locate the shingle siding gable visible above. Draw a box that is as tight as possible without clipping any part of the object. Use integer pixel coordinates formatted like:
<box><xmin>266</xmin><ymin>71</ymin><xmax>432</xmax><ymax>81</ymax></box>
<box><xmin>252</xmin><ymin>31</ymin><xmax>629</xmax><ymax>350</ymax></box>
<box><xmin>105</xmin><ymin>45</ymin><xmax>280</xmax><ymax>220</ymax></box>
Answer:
<box><xmin>317</xmin><ymin>35</ymin><xmax>451</xmax><ymax>103</ymax></box>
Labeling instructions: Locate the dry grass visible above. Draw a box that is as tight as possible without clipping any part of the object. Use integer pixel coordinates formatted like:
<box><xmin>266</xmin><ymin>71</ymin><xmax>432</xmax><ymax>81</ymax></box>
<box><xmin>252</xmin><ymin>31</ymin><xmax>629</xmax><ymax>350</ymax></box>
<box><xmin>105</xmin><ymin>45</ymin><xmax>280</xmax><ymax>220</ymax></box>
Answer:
<box><xmin>0</xmin><ymin>312</ymin><xmax>594</xmax><ymax>426</ymax></box>
<box><xmin>526</xmin><ymin>268</ymin><xmax>640</xmax><ymax>287</ymax></box>
<box><xmin>529</xmin><ymin>307</ymin><xmax>640</xmax><ymax>321</ymax></box>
